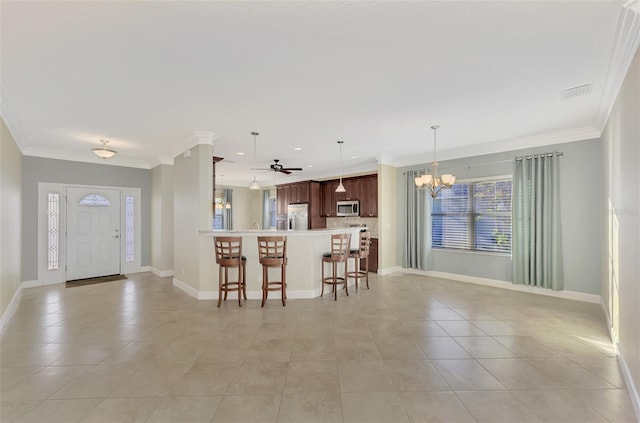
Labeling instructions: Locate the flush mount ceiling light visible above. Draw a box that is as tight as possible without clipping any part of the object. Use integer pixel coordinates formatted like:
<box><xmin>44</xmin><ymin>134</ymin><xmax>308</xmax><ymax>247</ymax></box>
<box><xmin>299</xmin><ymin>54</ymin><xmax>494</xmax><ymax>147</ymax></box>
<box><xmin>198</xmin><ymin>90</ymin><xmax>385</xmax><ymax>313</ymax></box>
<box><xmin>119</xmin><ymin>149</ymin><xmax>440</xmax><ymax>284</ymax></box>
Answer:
<box><xmin>92</xmin><ymin>139</ymin><xmax>116</xmax><ymax>159</ymax></box>
<box><xmin>335</xmin><ymin>140</ymin><xmax>346</xmax><ymax>193</ymax></box>
<box><xmin>249</xmin><ymin>131</ymin><xmax>261</xmax><ymax>190</ymax></box>
<box><xmin>415</xmin><ymin>125</ymin><xmax>456</xmax><ymax>198</ymax></box>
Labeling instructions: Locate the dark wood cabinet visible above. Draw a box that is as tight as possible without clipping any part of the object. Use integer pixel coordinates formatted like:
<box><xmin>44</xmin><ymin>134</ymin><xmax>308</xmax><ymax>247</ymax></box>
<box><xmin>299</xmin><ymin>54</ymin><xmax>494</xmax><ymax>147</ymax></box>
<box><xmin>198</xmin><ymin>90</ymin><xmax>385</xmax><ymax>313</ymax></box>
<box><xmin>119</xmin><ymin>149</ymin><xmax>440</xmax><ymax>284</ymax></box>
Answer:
<box><xmin>321</xmin><ymin>180</ymin><xmax>338</xmax><ymax>217</ymax></box>
<box><xmin>276</xmin><ymin>185</ymin><xmax>289</xmax><ymax>217</ymax></box>
<box><xmin>358</xmin><ymin>175</ymin><xmax>378</xmax><ymax>217</ymax></box>
<box><xmin>360</xmin><ymin>237</ymin><xmax>378</xmax><ymax>273</ymax></box>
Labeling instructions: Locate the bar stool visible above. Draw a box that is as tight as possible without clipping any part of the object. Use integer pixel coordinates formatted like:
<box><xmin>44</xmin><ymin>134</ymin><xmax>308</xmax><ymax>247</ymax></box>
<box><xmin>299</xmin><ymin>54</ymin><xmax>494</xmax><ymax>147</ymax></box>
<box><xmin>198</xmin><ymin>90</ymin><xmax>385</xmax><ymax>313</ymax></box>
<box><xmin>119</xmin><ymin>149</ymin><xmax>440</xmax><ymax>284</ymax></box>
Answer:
<box><xmin>257</xmin><ymin>236</ymin><xmax>287</xmax><ymax>307</ymax></box>
<box><xmin>213</xmin><ymin>236</ymin><xmax>247</xmax><ymax>307</ymax></box>
<box><xmin>347</xmin><ymin>230</ymin><xmax>371</xmax><ymax>290</ymax></box>
<box><xmin>321</xmin><ymin>233</ymin><xmax>352</xmax><ymax>301</ymax></box>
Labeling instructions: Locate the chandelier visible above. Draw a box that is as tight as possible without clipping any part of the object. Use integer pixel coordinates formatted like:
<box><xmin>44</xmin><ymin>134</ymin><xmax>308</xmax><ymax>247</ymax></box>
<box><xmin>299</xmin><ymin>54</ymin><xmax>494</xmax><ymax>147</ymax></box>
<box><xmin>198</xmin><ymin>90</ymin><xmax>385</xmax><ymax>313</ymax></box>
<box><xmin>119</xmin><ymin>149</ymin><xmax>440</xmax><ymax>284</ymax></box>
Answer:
<box><xmin>92</xmin><ymin>139</ymin><xmax>116</xmax><ymax>159</ymax></box>
<box><xmin>414</xmin><ymin>125</ymin><xmax>455</xmax><ymax>198</ymax></box>
<box><xmin>215</xmin><ymin>174</ymin><xmax>231</xmax><ymax>209</ymax></box>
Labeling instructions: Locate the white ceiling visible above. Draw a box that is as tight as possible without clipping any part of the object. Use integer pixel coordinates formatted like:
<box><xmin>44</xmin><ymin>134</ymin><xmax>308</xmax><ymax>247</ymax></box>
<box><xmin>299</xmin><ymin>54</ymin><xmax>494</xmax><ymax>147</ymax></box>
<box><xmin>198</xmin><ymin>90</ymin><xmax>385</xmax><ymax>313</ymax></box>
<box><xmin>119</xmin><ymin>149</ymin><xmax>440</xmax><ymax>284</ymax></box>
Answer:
<box><xmin>0</xmin><ymin>1</ymin><xmax>634</xmax><ymax>186</ymax></box>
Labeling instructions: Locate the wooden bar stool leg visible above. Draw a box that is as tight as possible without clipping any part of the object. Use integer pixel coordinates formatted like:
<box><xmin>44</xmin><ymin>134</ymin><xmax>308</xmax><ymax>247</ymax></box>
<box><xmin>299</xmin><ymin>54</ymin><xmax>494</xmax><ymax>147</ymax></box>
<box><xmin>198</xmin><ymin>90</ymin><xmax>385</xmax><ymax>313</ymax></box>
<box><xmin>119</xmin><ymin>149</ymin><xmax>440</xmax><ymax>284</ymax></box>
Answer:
<box><xmin>281</xmin><ymin>264</ymin><xmax>286</xmax><ymax>306</ymax></box>
<box><xmin>321</xmin><ymin>262</ymin><xmax>326</xmax><ymax>297</ymax></box>
<box><xmin>261</xmin><ymin>265</ymin><xmax>267</xmax><ymax>307</ymax></box>
<box><xmin>218</xmin><ymin>266</ymin><xmax>223</xmax><ymax>308</ymax></box>
<box><xmin>344</xmin><ymin>260</ymin><xmax>349</xmax><ymax>297</ymax></box>
<box><xmin>333</xmin><ymin>262</ymin><xmax>338</xmax><ymax>301</ymax></box>
<box><xmin>243</xmin><ymin>261</ymin><xmax>248</xmax><ymax>300</ymax></box>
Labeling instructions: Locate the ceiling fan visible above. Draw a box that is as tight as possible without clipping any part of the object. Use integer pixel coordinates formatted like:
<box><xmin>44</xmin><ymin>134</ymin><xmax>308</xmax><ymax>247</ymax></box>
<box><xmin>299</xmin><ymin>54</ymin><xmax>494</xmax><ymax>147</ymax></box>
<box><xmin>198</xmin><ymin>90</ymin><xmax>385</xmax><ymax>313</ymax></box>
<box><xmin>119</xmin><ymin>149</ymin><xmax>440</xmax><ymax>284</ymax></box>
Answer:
<box><xmin>252</xmin><ymin>159</ymin><xmax>303</xmax><ymax>175</ymax></box>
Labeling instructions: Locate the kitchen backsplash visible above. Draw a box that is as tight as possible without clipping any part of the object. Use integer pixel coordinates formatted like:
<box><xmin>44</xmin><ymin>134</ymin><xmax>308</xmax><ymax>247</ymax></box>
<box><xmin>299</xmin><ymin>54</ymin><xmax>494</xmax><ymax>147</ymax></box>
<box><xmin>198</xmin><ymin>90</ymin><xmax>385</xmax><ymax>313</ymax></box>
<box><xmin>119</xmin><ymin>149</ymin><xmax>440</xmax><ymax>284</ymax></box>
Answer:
<box><xmin>326</xmin><ymin>217</ymin><xmax>379</xmax><ymax>238</ymax></box>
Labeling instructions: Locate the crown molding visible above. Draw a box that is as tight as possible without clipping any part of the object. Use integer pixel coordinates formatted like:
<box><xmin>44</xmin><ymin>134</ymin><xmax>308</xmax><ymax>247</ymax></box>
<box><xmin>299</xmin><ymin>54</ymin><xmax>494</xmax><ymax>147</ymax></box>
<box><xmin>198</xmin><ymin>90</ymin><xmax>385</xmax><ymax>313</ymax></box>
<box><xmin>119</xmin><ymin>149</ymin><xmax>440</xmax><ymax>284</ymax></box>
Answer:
<box><xmin>387</xmin><ymin>126</ymin><xmax>601</xmax><ymax>168</ymax></box>
<box><xmin>171</xmin><ymin>131</ymin><xmax>216</xmax><ymax>158</ymax></box>
<box><xmin>21</xmin><ymin>146</ymin><xmax>152</xmax><ymax>169</ymax></box>
<box><xmin>595</xmin><ymin>0</ymin><xmax>640</xmax><ymax>130</ymax></box>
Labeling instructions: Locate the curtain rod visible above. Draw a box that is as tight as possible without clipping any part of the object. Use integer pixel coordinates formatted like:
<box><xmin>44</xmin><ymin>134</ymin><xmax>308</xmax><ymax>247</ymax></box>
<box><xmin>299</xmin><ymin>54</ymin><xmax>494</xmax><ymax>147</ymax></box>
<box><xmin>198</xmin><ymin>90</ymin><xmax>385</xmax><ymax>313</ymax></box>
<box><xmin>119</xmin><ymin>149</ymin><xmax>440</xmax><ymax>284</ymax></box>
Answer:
<box><xmin>402</xmin><ymin>152</ymin><xmax>564</xmax><ymax>174</ymax></box>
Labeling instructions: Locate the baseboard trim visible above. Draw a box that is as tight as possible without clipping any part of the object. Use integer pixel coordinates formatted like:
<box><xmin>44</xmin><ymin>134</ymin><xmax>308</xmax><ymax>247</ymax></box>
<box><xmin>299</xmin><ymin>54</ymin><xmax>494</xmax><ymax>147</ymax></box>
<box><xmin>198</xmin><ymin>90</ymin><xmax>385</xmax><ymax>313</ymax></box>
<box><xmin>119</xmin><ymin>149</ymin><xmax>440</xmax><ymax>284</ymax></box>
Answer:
<box><xmin>172</xmin><ymin>280</ymin><xmax>342</xmax><ymax>301</ymax></box>
<box><xmin>397</xmin><ymin>268</ymin><xmax>601</xmax><ymax>304</ymax></box>
<box><xmin>0</xmin><ymin>285</ymin><xmax>23</xmax><ymax>329</ymax></box>
<box><xmin>377</xmin><ymin>266</ymin><xmax>403</xmax><ymax>276</ymax></box>
<box><xmin>618</xmin><ymin>346</ymin><xmax>640</xmax><ymax>421</ymax></box>
<box><xmin>151</xmin><ymin>268</ymin><xmax>174</xmax><ymax>277</ymax></box>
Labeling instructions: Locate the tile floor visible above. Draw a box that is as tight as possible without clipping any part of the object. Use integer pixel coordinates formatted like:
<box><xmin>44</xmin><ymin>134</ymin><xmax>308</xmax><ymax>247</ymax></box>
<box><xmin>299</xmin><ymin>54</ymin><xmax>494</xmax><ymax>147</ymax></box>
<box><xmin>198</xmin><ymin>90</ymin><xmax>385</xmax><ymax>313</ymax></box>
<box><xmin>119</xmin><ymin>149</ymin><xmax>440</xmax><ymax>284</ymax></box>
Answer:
<box><xmin>1</xmin><ymin>271</ymin><xmax>637</xmax><ymax>422</ymax></box>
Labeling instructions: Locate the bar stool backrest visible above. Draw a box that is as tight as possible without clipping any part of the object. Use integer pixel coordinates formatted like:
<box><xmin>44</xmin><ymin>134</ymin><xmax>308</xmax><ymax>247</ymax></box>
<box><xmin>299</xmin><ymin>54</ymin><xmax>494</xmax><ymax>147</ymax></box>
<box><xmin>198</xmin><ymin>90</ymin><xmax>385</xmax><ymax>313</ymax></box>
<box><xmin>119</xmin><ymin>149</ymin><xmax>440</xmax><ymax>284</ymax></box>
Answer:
<box><xmin>214</xmin><ymin>236</ymin><xmax>243</xmax><ymax>266</ymax></box>
<box><xmin>257</xmin><ymin>236</ymin><xmax>287</xmax><ymax>266</ymax></box>
<box><xmin>329</xmin><ymin>233</ymin><xmax>351</xmax><ymax>262</ymax></box>
<box><xmin>358</xmin><ymin>231</ymin><xmax>371</xmax><ymax>257</ymax></box>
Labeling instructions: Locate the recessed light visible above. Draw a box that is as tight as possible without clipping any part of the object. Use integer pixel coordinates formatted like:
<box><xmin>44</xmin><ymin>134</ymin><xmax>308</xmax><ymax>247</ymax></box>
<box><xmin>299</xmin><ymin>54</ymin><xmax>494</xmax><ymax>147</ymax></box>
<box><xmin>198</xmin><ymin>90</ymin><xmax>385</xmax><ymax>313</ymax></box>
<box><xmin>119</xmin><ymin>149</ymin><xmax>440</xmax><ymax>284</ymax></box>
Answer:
<box><xmin>307</xmin><ymin>165</ymin><xmax>313</xmax><ymax>168</ymax></box>
<box><xmin>351</xmin><ymin>156</ymin><xmax>358</xmax><ymax>159</ymax></box>
<box><xmin>236</xmin><ymin>152</ymin><xmax>245</xmax><ymax>156</ymax></box>
<box><xmin>294</xmin><ymin>147</ymin><xmax>302</xmax><ymax>151</ymax></box>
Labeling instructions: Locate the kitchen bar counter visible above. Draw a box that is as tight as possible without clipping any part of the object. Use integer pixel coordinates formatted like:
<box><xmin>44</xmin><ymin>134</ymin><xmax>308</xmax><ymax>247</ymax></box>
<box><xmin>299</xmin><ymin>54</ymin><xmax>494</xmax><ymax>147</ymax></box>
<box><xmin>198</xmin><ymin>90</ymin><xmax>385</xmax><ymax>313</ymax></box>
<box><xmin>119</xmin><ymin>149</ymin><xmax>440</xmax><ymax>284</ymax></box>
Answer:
<box><xmin>174</xmin><ymin>228</ymin><xmax>364</xmax><ymax>300</ymax></box>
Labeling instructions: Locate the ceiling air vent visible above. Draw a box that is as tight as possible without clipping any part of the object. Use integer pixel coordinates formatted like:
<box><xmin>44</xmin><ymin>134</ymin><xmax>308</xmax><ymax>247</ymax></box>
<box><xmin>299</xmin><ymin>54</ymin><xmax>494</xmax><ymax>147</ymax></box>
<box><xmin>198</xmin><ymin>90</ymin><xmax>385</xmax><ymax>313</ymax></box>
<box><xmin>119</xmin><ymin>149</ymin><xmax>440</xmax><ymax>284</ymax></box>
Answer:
<box><xmin>560</xmin><ymin>83</ymin><xmax>593</xmax><ymax>100</ymax></box>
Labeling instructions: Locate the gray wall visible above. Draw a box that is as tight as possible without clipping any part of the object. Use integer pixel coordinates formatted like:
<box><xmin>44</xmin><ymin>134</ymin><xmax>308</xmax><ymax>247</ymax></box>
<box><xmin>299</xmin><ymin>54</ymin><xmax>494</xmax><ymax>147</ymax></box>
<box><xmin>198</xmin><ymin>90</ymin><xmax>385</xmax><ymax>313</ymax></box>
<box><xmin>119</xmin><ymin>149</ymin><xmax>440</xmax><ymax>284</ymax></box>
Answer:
<box><xmin>1</xmin><ymin>117</ymin><xmax>22</xmax><ymax>316</ymax></box>
<box><xmin>22</xmin><ymin>157</ymin><xmax>151</xmax><ymax>281</ymax></box>
<box><xmin>397</xmin><ymin>138</ymin><xmax>603</xmax><ymax>295</ymax></box>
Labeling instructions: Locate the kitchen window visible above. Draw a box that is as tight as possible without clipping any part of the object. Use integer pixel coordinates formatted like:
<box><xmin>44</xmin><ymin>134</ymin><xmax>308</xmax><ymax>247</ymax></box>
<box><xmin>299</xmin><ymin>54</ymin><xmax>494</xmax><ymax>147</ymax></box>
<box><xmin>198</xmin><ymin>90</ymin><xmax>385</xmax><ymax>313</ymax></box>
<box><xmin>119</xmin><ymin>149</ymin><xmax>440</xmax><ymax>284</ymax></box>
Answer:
<box><xmin>432</xmin><ymin>179</ymin><xmax>512</xmax><ymax>254</ymax></box>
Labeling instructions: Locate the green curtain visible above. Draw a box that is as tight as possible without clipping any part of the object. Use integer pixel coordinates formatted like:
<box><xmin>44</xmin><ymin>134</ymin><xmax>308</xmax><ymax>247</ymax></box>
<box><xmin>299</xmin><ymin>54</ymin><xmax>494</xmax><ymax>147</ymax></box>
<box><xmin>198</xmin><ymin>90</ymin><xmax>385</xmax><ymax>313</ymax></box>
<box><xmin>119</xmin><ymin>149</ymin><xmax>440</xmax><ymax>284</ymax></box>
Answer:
<box><xmin>512</xmin><ymin>153</ymin><xmax>563</xmax><ymax>290</ymax></box>
<box><xmin>403</xmin><ymin>170</ymin><xmax>430</xmax><ymax>269</ymax></box>
<box><xmin>222</xmin><ymin>188</ymin><xmax>233</xmax><ymax>230</ymax></box>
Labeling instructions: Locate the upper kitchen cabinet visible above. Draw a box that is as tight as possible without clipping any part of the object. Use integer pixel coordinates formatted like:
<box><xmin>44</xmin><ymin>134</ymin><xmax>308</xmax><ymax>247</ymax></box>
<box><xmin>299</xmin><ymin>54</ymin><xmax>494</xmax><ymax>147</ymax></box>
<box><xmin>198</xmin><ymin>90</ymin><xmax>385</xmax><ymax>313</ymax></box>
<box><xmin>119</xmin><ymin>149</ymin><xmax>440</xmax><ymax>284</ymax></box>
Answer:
<box><xmin>336</xmin><ymin>178</ymin><xmax>360</xmax><ymax>202</ymax></box>
<box><xmin>289</xmin><ymin>181</ymin><xmax>310</xmax><ymax>204</ymax></box>
<box><xmin>321</xmin><ymin>180</ymin><xmax>338</xmax><ymax>217</ymax></box>
<box><xmin>358</xmin><ymin>175</ymin><xmax>378</xmax><ymax>217</ymax></box>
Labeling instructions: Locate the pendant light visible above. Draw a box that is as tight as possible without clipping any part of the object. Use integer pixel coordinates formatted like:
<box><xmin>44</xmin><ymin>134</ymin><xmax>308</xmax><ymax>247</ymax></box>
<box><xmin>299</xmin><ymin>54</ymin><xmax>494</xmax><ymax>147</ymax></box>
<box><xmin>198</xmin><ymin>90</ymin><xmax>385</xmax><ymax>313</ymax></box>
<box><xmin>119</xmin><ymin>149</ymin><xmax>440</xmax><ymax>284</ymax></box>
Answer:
<box><xmin>335</xmin><ymin>140</ymin><xmax>346</xmax><ymax>193</ymax></box>
<box><xmin>415</xmin><ymin>125</ymin><xmax>456</xmax><ymax>198</ymax></box>
<box><xmin>249</xmin><ymin>131</ymin><xmax>261</xmax><ymax>190</ymax></box>
<box><xmin>216</xmin><ymin>175</ymin><xmax>231</xmax><ymax>209</ymax></box>
<box><xmin>92</xmin><ymin>139</ymin><xmax>116</xmax><ymax>159</ymax></box>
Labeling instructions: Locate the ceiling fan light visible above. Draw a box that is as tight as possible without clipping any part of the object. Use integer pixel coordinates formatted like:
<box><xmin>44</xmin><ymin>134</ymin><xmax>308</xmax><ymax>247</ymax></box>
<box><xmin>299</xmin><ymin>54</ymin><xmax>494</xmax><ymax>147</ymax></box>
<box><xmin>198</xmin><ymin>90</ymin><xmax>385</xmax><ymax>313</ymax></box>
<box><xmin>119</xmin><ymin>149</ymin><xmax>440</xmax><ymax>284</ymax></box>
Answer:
<box><xmin>92</xmin><ymin>139</ymin><xmax>116</xmax><ymax>159</ymax></box>
<box><xmin>250</xmin><ymin>179</ymin><xmax>261</xmax><ymax>190</ymax></box>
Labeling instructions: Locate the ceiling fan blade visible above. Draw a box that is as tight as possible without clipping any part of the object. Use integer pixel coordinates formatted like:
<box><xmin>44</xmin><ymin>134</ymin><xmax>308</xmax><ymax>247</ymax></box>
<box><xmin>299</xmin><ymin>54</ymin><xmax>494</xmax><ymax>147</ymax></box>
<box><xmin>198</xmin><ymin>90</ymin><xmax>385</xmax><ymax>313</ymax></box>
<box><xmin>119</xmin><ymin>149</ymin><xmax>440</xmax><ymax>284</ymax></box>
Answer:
<box><xmin>281</xmin><ymin>167</ymin><xmax>303</xmax><ymax>171</ymax></box>
<box><xmin>250</xmin><ymin>167</ymin><xmax>272</xmax><ymax>171</ymax></box>
<box><xmin>277</xmin><ymin>169</ymin><xmax>292</xmax><ymax>175</ymax></box>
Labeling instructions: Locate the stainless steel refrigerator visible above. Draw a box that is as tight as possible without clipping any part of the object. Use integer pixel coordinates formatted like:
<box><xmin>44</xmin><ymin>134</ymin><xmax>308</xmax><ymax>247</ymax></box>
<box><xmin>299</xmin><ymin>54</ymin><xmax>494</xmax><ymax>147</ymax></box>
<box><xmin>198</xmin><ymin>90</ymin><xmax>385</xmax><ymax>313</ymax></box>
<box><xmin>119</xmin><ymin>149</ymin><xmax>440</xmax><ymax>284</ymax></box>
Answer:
<box><xmin>287</xmin><ymin>203</ymin><xmax>309</xmax><ymax>231</ymax></box>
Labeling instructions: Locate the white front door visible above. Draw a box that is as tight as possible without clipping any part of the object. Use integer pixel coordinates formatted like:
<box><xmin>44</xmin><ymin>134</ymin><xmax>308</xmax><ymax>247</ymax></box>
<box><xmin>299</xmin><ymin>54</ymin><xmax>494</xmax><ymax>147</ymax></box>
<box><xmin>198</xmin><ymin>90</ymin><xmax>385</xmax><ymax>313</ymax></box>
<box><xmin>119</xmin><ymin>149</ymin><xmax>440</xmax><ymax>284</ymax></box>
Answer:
<box><xmin>66</xmin><ymin>187</ymin><xmax>121</xmax><ymax>280</ymax></box>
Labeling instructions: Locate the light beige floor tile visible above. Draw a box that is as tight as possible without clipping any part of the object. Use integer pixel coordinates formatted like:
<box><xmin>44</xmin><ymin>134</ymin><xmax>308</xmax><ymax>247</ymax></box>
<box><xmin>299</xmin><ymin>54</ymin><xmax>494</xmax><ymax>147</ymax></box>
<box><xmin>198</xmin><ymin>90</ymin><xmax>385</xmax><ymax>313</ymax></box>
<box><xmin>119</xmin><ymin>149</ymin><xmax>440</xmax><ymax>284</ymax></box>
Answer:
<box><xmin>454</xmin><ymin>337</ymin><xmax>517</xmax><ymax>358</ymax></box>
<box><xmin>169</xmin><ymin>362</ymin><xmax>240</xmax><ymax>396</ymax></box>
<box><xmin>0</xmin><ymin>368</ymin><xmax>43</xmax><ymax>391</ymax></box>
<box><xmin>78</xmin><ymin>397</ymin><xmax>162</xmax><ymax>423</ymax></box>
<box><xmin>384</xmin><ymin>360</ymin><xmax>450</xmax><ymax>391</ymax></box>
<box><xmin>291</xmin><ymin>337</ymin><xmax>336</xmax><ymax>361</ymax></box>
<box><xmin>456</xmin><ymin>390</ymin><xmax>542</xmax><ymax>422</ymax></box>
<box><xmin>337</xmin><ymin>360</ymin><xmax>394</xmax><ymax>393</ymax></box>
<box><xmin>431</xmin><ymin>359</ymin><xmax>505</xmax><ymax>390</ymax></box>
<box><xmin>50</xmin><ymin>343</ymin><xmax>129</xmax><ymax>366</ymax></box>
<box><xmin>435</xmin><ymin>321</ymin><xmax>488</xmax><ymax>336</ymax></box>
<box><xmin>110</xmin><ymin>363</ymin><xmax>191</xmax><ymax>397</ymax></box>
<box><xmin>401</xmin><ymin>320</ymin><xmax>449</xmax><ymax>337</ymax></box>
<box><xmin>374</xmin><ymin>340</ymin><xmax>427</xmax><ymax>360</ymax></box>
<box><xmin>0</xmin><ymin>401</ymin><xmax>42</xmax><ymax>423</ymax></box>
<box><xmin>568</xmin><ymin>356</ymin><xmax>627</xmax><ymax>388</ymax></box>
<box><xmin>341</xmin><ymin>392</ymin><xmax>409</xmax><ymax>423</ymax></box>
<box><xmin>211</xmin><ymin>394</ymin><xmax>281</xmax><ymax>423</ymax></box>
<box><xmin>145</xmin><ymin>396</ymin><xmax>222</xmax><ymax>423</ymax></box>
<box><xmin>478</xmin><ymin>358</ymin><xmax>561</xmax><ymax>389</ymax></box>
<box><xmin>469</xmin><ymin>320</ymin><xmax>518</xmax><ymax>335</ymax></box>
<box><xmin>334</xmin><ymin>339</ymin><xmax>382</xmax><ymax>360</ymax></box>
<box><xmin>284</xmin><ymin>360</ymin><xmax>338</xmax><ymax>393</ymax></box>
<box><xmin>13</xmin><ymin>399</ymin><xmax>101</xmax><ymax>423</ymax></box>
<box><xmin>196</xmin><ymin>339</ymin><xmax>250</xmax><ymax>363</ymax></box>
<box><xmin>1</xmin><ymin>366</ymin><xmax>91</xmax><ymax>402</ymax></box>
<box><xmin>566</xmin><ymin>389</ymin><xmax>638</xmax><ymax>422</ymax></box>
<box><xmin>493</xmin><ymin>335</ymin><xmax>562</xmax><ymax>358</ymax></box>
<box><xmin>418</xmin><ymin>337</ymin><xmax>472</xmax><ymax>359</ymax></box>
<box><xmin>50</xmin><ymin>363</ymin><xmax>139</xmax><ymax>399</ymax></box>
<box><xmin>524</xmin><ymin>357</ymin><xmax>615</xmax><ymax>388</ymax></box>
<box><xmin>278</xmin><ymin>391</ymin><xmax>342</xmax><ymax>423</ymax></box>
<box><xmin>512</xmin><ymin>389</ymin><xmax>608</xmax><ymax>422</ymax></box>
<box><xmin>227</xmin><ymin>361</ymin><xmax>288</xmax><ymax>394</ymax></box>
<box><xmin>0</xmin><ymin>344</ymin><xmax>66</xmax><ymax>367</ymax></box>
<box><xmin>246</xmin><ymin>338</ymin><xmax>293</xmax><ymax>362</ymax></box>
<box><xmin>399</xmin><ymin>391</ymin><xmax>476</xmax><ymax>422</ymax></box>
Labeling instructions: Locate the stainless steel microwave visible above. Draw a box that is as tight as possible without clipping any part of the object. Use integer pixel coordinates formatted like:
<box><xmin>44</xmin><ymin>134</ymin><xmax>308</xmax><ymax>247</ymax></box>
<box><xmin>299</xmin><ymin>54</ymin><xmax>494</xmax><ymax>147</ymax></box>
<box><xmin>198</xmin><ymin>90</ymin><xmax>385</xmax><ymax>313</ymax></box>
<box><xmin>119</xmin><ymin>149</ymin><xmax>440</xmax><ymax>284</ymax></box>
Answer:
<box><xmin>337</xmin><ymin>200</ymin><xmax>359</xmax><ymax>217</ymax></box>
